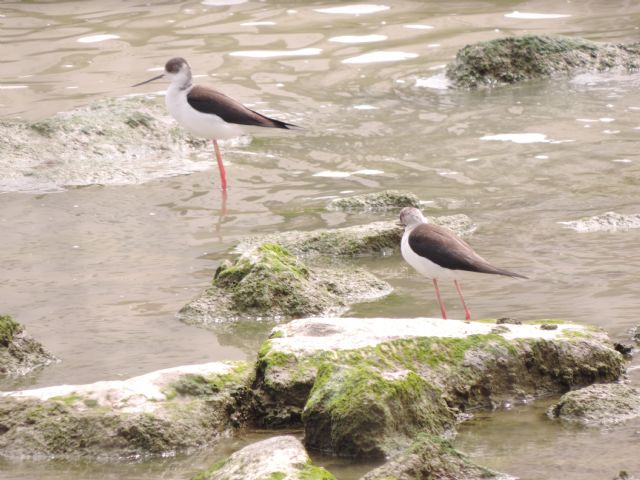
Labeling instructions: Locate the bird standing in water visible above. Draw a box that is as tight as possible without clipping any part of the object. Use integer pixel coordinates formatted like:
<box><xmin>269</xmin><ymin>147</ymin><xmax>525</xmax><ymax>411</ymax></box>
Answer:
<box><xmin>132</xmin><ymin>57</ymin><xmax>297</xmax><ymax>191</ymax></box>
<box><xmin>399</xmin><ymin>207</ymin><xmax>527</xmax><ymax>320</ymax></box>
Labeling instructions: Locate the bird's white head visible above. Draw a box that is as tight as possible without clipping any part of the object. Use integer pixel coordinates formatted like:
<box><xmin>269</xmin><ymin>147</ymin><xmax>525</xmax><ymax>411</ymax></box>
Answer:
<box><xmin>131</xmin><ymin>57</ymin><xmax>192</xmax><ymax>89</ymax></box>
<box><xmin>399</xmin><ymin>207</ymin><xmax>427</xmax><ymax>229</ymax></box>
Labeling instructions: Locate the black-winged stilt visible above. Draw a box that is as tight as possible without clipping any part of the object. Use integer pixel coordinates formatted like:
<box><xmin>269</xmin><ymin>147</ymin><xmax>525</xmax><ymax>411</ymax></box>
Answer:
<box><xmin>132</xmin><ymin>57</ymin><xmax>297</xmax><ymax>191</ymax></box>
<box><xmin>399</xmin><ymin>207</ymin><xmax>527</xmax><ymax>320</ymax></box>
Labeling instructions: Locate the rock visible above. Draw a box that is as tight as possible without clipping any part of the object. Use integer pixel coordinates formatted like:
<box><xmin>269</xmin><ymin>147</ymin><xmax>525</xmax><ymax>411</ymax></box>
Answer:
<box><xmin>0</xmin><ymin>361</ymin><xmax>251</xmax><ymax>459</ymax></box>
<box><xmin>614</xmin><ymin>343</ymin><xmax>633</xmax><ymax>358</ymax></box>
<box><xmin>548</xmin><ymin>383</ymin><xmax>640</xmax><ymax>427</ymax></box>
<box><xmin>446</xmin><ymin>35</ymin><xmax>640</xmax><ymax>89</ymax></box>
<box><xmin>0</xmin><ymin>95</ymin><xmax>210</xmax><ymax>192</ymax></box>
<box><xmin>326</xmin><ymin>190</ymin><xmax>421</xmax><ymax>212</ymax></box>
<box><xmin>178</xmin><ymin>243</ymin><xmax>392</xmax><ymax>327</ymax></box>
<box><xmin>613</xmin><ymin>471</ymin><xmax>638</xmax><ymax>480</ymax></box>
<box><xmin>0</xmin><ymin>314</ymin><xmax>56</xmax><ymax>377</ymax></box>
<box><xmin>559</xmin><ymin>212</ymin><xmax>640</xmax><ymax>233</ymax></box>
<box><xmin>540</xmin><ymin>323</ymin><xmax>558</xmax><ymax>330</ymax></box>
<box><xmin>361</xmin><ymin>432</ymin><xmax>514</xmax><ymax>480</ymax></box>
<box><xmin>496</xmin><ymin>317</ymin><xmax>522</xmax><ymax>325</ymax></box>
<box><xmin>631</xmin><ymin>324</ymin><xmax>640</xmax><ymax>344</ymax></box>
<box><xmin>236</xmin><ymin>216</ymin><xmax>475</xmax><ymax>258</ymax></box>
<box><xmin>251</xmin><ymin>317</ymin><xmax>623</xmax><ymax>458</ymax></box>
<box><xmin>192</xmin><ymin>435</ymin><xmax>336</xmax><ymax>480</ymax></box>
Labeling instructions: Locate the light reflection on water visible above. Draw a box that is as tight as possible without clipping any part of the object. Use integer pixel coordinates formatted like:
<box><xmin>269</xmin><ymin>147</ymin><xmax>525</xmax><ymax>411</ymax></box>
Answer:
<box><xmin>2</xmin><ymin>1</ymin><xmax>640</xmax><ymax>479</ymax></box>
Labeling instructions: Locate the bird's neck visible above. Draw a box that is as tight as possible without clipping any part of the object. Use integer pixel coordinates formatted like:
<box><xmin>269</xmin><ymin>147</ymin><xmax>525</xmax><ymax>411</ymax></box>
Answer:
<box><xmin>171</xmin><ymin>70</ymin><xmax>193</xmax><ymax>91</ymax></box>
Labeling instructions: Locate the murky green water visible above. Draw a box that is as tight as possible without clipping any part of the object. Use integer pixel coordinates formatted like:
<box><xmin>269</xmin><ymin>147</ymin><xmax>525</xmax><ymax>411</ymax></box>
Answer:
<box><xmin>1</xmin><ymin>1</ymin><xmax>640</xmax><ymax>478</ymax></box>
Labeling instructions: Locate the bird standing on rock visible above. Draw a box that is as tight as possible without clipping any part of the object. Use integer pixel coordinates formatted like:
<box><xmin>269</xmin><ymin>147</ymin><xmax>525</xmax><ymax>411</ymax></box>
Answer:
<box><xmin>399</xmin><ymin>207</ymin><xmax>527</xmax><ymax>320</ymax></box>
<box><xmin>132</xmin><ymin>57</ymin><xmax>297</xmax><ymax>191</ymax></box>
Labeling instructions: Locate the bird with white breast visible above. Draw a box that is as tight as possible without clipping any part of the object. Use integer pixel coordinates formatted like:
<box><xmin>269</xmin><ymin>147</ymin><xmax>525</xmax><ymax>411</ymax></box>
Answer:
<box><xmin>399</xmin><ymin>207</ymin><xmax>527</xmax><ymax>321</ymax></box>
<box><xmin>132</xmin><ymin>57</ymin><xmax>297</xmax><ymax>191</ymax></box>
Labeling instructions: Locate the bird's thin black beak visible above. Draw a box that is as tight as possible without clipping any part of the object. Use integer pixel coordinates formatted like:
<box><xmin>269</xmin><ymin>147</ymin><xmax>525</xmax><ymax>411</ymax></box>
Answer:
<box><xmin>396</xmin><ymin>221</ymin><xmax>404</xmax><ymax>227</ymax></box>
<box><xmin>131</xmin><ymin>74</ymin><xmax>164</xmax><ymax>87</ymax></box>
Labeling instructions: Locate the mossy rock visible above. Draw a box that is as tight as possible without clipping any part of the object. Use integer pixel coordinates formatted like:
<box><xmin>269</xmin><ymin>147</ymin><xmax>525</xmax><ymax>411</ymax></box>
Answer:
<box><xmin>178</xmin><ymin>243</ymin><xmax>392</xmax><ymax>327</ymax></box>
<box><xmin>192</xmin><ymin>435</ymin><xmax>337</xmax><ymax>480</ymax></box>
<box><xmin>1</xmin><ymin>95</ymin><xmax>209</xmax><ymax>192</ymax></box>
<box><xmin>236</xmin><ymin>216</ymin><xmax>475</xmax><ymax>258</ymax></box>
<box><xmin>0</xmin><ymin>314</ymin><xmax>56</xmax><ymax>377</ymax></box>
<box><xmin>361</xmin><ymin>432</ymin><xmax>510</xmax><ymax>480</ymax></box>
<box><xmin>548</xmin><ymin>383</ymin><xmax>640</xmax><ymax>427</ymax></box>
<box><xmin>446</xmin><ymin>35</ymin><xmax>640</xmax><ymax>88</ymax></box>
<box><xmin>250</xmin><ymin>317</ymin><xmax>624</xmax><ymax>458</ymax></box>
<box><xmin>303</xmin><ymin>364</ymin><xmax>455</xmax><ymax>458</ymax></box>
<box><xmin>0</xmin><ymin>361</ymin><xmax>251</xmax><ymax>459</ymax></box>
<box><xmin>326</xmin><ymin>190</ymin><xmax>421</xmax><ymax>212</ymax></box>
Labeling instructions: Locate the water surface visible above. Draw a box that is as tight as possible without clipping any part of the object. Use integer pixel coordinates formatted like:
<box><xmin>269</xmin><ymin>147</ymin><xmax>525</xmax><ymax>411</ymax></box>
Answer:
<box><xmin>1</xmin><ymin>1</ymin><xmax>640</xmax><ymax>478</ymax></box>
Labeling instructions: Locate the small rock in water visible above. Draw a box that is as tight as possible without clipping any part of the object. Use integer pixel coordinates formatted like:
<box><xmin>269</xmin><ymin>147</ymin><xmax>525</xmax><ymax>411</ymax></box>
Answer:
<box><xmin>559</xmin><ymin>211</ymin><xmax>640</xmax><ymax>233</ymax></box>
<box><xmin>192</xmin><ymin>435</ymin><xmax>336</xmax><ymax>480</ymax></box>
<box><xmin>548</xmin><ymin>383</ymin><xmax>640</xmax><ymax>427</ymax></box>
<box><xmin>497</xmin><ymin>317</ymin><xmax>522</xmax><ymax>325</ymax></box>
<box><xmin>540</xmin><ymin>323</ymin><xmax>559</xmax><ymax>330</ymax></box>
<box><xmin>0</xmin><ymin>314</ymin><xmax>57</xmax><ymax>377</ymax></box>
<box><xmin>630</xmin><ymin>324</ymin><xmax>640</xmax><ymax>344</ymax></box>
<box><xmin>614</xmin><ymin>342</ymin><xmax>634</xmax><ymax>358</ymax></box>
<box><xmin>326</xmin><ymin>190</ymin><xmax>420</xmax><ymax>212</ymax></box>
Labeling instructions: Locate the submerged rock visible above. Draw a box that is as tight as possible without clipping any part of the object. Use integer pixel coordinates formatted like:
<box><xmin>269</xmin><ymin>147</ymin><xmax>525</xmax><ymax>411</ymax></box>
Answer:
<box><xmin>559</xmin><ymin>212</ymin><xmax>640</xmax><ymax>233</ymax></box>
<box><xmin>251</xmin><ymin>317</ymin><xmax>623</xmax><ymax>458</ymax></box>
<box><xmin>236</xmin><ymin>216</ymin><xmax>475</xmax><ymax>258</ymax></box>
<box><xmin>192</xmin><ymin>435</ymin><xmax>336</xmax><ymax>480</ymax></box>
<box><xmin>0</xmin><ymin>361</ymin><xmax>251</xmax><ymax>459</ymax></box>
<box><xmin>361</xmin><ymin>433</ymin><xmax>513</xmax><ymax>480</ymax></box>
<box><xmin>0</xmin><ymin>314</ymin><xmax>56</xmax><ymax>377</ymax></box>
<box><xmin>548</xmin><ymin>383</ymin><xmax>640</xmax><ymax>427</ymax></box>
<box><xmin>178</xmin><ymin>243</ymin><xmax>392</xmax><ymax>327</ymax></box>
<box><xmin>0</xmin><ymin>95</ymin><xmax>209</xmax><ymax>192</ymax></box>
<box><xmin>446</xmin><ymin>35</ymin><xmax>640</xmax><ymax>88</ymax></box>
<box><xmin>326</xmin><ymin>190</ymin><xmax>421</xmax><ymax>212</ymax></box>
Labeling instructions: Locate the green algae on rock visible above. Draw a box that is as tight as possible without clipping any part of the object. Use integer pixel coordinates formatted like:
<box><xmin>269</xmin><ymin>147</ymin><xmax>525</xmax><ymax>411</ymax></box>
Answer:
<box><xmin>0</xmin><ymin>95</ymin><xmax>209</xmax><ymax>192</ymax></box>
<box><xmin>446</xmin><ymin>35</ymin><xmax>640</xmax><ymax>88</ymax></box>
<box><xmin>548</xmin><ymin>383</ymin><xmax>640</xmax><ymax>427</ymax></box>
<box><xmin>361</xmin><ymin>432</ymin><xmax>513</xmax><ymax>480</ymax></box>
<box><xmin>326</xmin><ymin>190</ymin><xmax>421</xmax><ymax>212</ymax></box>
<box><xmin>235</xmin><ymin>216</ymin><xmax>475</xmax><ymax>258</ymax></box>
<box><xmin>192</xmin><ymin>435</ymin><xmax>336</xmax><ymax>480</ymax></box>
<box><xmin>0</xmin><ymin>314</ymin><xmax>57</xmax><ymax>377</ymax></box>
<box><xmin>0</xmin><ymin>361</ymin><xmax>251</xmax><ymax>459</ymax></box>
<box><xmin>251</xmin><ymin>317</ymin><xmax>623</xmax><ymax>458</ymax></box>
<box><xmin>303</xmin><ymin>364</ymin><xmax>456</xmax><ymax>458</ymax></box>
<box><xmin>178</xmin><ymin>243</ymin><xmax>392</xmax><ymax>327</ymax></box>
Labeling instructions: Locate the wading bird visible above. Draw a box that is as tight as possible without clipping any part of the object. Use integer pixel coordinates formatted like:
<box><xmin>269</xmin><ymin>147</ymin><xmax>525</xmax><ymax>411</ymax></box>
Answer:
<box><xmin>399</xmin><ymin>207</ymin><xmax>527</xmax><ymax>320</ymax></box>
<box><xmin>132</xmin><ymin>57</ymin><xmax>297</xmax><ymax>191</ymax></box>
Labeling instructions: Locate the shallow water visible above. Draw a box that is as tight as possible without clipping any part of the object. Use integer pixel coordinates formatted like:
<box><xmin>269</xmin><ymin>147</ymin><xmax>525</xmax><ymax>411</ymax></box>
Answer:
<box><xmin>1</xmin><ymin>1</ymin><xmax>640</xmax><ymax>478</ymax></box>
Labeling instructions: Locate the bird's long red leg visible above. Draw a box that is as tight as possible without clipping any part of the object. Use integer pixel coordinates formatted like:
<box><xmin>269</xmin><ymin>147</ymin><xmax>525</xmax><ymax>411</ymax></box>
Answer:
<box><xmin>212</xmin><ymin>140</ymin><xmax>227</xmax><ymax>191</ymax></box>
<box><xmin>454</xmin><ymin>279</ymin><xmax>471</xmax><ymax>321</ymax></box>
<box><xmin>432</xmin><ymin>278</ymin><xmax>447</xmax><ymax>320</ymax></box>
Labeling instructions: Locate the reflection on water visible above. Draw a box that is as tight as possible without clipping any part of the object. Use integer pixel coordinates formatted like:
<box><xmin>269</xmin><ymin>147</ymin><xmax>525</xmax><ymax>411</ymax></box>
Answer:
<box><xmin>2</xmin><ymin>1</ymin><xmax>640</xmax><ymax>479</ymax></box>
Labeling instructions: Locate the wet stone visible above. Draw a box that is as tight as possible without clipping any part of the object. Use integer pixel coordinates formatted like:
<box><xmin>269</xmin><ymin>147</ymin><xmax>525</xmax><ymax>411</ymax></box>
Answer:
<box><xmin>446</xmin><ymin>35</ymin><xmax>640</xmax><ymax>89</ymax></box>
<box><xmin>548</xmin><ymin>383</ymin><xmax>640</xmax><ymax>427</ymax></box>
<box><xmin>192</xmin><ymin>435</ymin><xmax>336</xmax><ymax>480</ymax></box>
<box><xmin>0</xmin><ymin>314</ymin><xmax>57</xmax><ymax>377</ymax></box>
<box><xmin>326</xmin><ymin>190</ymin><xmax>421</xmax><ymax>212</ymax></box>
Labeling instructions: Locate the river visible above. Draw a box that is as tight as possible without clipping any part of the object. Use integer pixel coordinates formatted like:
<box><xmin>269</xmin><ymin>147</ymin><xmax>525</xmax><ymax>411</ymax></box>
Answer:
<box><xmin>1</xmin><ymin>1</ymin><xmax>639</xmax><ymax>478</ymax></box>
